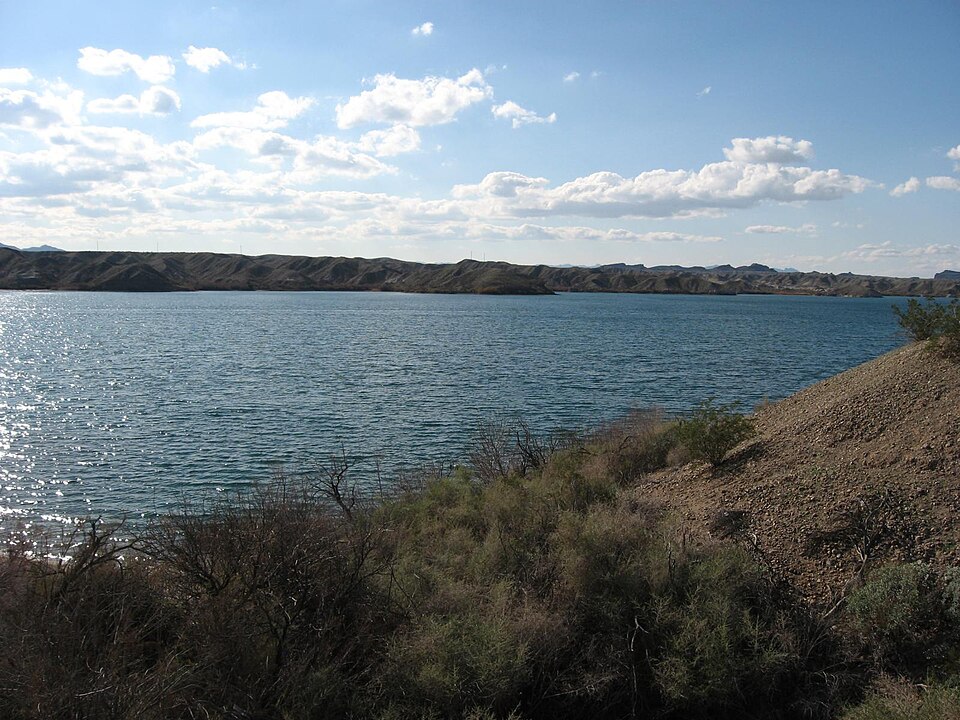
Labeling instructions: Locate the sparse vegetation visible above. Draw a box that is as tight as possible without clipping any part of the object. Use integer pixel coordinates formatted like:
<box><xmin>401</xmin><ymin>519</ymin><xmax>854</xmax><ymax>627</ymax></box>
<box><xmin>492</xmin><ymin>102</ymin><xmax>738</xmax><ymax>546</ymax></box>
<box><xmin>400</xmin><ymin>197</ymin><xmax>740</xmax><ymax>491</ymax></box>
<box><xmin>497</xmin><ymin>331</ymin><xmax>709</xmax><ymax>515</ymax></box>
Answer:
<box><xmin>893</xmin><ymin>297</ymin><xmax>960</xmax><ymax>358</ymax></box>
<box><xmin>675</xmin><ymin>399</ymin><xmax>755</xmax><ymax>466</ymax></box>
<box><xmin>1</xmin><ymin>410</ymin><xmax>957</xmax><ymax>719</ymax></box>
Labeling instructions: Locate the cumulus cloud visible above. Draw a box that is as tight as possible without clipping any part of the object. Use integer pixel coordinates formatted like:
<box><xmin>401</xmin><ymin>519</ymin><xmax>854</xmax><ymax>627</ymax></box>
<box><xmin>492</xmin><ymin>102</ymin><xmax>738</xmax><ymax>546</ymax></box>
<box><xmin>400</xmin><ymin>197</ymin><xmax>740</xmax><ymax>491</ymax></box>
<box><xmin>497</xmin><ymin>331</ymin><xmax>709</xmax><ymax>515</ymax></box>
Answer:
<box><xmin>450</xmin><ymin>139</ymin><xmax>872</xmax><ymax>219</ymax></box>
<box><xmin>0</xmin><ymin>68</ymin><xmax>33</xmax><ymax>85</ymax></box>
<box><xmin>335</xmin><ymin>69</ymin><xmax>492</xmax><ymax>128</ymax></box>
<box><xmin>411</xmin><ymin>22</ymin><xmax>434</xmax><ymax>36</ymax></box>
<box><xmin>182</xmin><ymin>46</ymin><xmax>243</xmax><ymax>72</ymax></box>
<box><xmin>745</xmin><ymin>223</ymin><xmax>817</xmax><ymax>234</ymax></box>
<box><xmin>563</xmin><ymin>71</ymin><xmax>580</xmax><ymax>83</ymax></box>
<box><xmin>356</xmin><ymin>124</ymin><xmax>421</xmax><ymax>157</ymax></box>
<box><xmin>890</xmin><ymin>176</ymin><xmax>920</xmax><ymax>197</ymax></box>
<box><xmin>948</xmin><ymin>145</ymin><xmax>960</xmax><ymax>170</ymax></box>
<box><xmin>697</xmin><ymin>86</ymin><xmax>711</xmax><ymax>97</ymax></box>
<box><xmin>926</xmin><ymin>176</ymin><xmax>960</xmax><ymax>191</ymax></box>
<box><xmin>0</xmin><ymin>125</ymin><xmax>197</xmax><ymax>199</ymax></box>
<box><xmin>191</xmin><ymin>91</ymin><xmax>313</xmax><ymax>130</ymax></box>
<box><xmin>88</xmin><ymin>86</ymin><xmax>181</xmax><ymax>115</ymax></box>
<box><xmin>491</xmin><ymin>101</ymin><xmax>557</xmax><ymax>129</ymax></box>
<box><xmin>77</xmin><ymin>47</ymin><xmax>175</xmax><ymax>84</ymax></box>
<box><xmin>723</xmin><ymin>135</ymin><xmax>814</xmax><ymax>164</ymax></box>
<box><xmin>0</xmin><ymin>86</ymin><xmax>84</xmax><ymax>129</ymax></box>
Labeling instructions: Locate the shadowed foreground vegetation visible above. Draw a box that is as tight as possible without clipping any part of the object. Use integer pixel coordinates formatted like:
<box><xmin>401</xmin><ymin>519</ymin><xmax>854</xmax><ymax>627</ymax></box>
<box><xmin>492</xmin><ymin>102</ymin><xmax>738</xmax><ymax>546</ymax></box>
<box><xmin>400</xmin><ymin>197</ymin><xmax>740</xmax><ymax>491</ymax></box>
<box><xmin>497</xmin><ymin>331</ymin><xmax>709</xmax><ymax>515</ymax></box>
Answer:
<box><xmin>2</xmin><ymin>411</ymin><xmax>959</xmax><ymax>719</ymax></box>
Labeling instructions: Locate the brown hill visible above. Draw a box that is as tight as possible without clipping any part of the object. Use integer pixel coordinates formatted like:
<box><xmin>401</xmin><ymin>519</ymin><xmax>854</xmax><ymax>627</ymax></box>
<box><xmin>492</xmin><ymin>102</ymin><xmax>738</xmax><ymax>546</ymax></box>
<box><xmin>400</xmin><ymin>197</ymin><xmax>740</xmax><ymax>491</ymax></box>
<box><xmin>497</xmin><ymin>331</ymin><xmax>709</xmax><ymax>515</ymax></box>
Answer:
<box><xmin>633</xmin><ymin>342</ymin><xmax>960</xmax><ymax>604</ymax></box>
<box><xmin>2</xmin><ymin>248</ymin><xmax>959</xmax><ymax>296</ymax></box>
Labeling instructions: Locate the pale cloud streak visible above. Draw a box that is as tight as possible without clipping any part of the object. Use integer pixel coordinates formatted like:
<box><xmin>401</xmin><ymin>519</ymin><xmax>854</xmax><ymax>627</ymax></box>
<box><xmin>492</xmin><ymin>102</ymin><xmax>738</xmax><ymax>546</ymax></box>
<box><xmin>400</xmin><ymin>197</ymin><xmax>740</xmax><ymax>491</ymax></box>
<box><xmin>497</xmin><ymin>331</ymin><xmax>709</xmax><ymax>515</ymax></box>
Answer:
<box><xmin>745</xmin><ymin>224</ymin><xmax>817</xmax><ymax>234</ymax></box>
<box><xmin>356</xmin><ymin>124</ymin><xmax>421</xmax><ymax>157</ymax></box>
<box><xmin>191</xmin><ymin>90</ymin><xmax>313</xmax><ymax>130</ymax></box>
<box><xmin>411</xmin><ymin>22</ymin><xmax>434</xmax><ymax>36</ymax></box>
<box><xmin>491</xmin><ymin>101</ymin><xmax>557</xmax><ymax>129</ymax></box>
<box><xmin>77</xmin><ymin>47</ymin><xmax>175</xmax><ymax>84</ymax></box>
<box><xmin>88</xmin><ymin>86</ymin><xmax>181</xmax><ymax>115</ymax></box>
<box><xmin>563</xmin><ymin>71</ymin><xmax>580</xmax><ymax>83</ymax></box>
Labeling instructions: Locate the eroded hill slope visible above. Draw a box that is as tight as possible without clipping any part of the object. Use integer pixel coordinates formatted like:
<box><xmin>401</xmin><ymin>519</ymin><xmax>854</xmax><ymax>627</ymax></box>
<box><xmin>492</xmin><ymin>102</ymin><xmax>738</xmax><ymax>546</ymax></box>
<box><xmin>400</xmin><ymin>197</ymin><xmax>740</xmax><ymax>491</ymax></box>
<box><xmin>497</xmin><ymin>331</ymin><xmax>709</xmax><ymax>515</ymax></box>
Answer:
<box><xmin>635</xmin><ymin>342</ymin><xmax>960</xmax><ymax>602</ymax></box>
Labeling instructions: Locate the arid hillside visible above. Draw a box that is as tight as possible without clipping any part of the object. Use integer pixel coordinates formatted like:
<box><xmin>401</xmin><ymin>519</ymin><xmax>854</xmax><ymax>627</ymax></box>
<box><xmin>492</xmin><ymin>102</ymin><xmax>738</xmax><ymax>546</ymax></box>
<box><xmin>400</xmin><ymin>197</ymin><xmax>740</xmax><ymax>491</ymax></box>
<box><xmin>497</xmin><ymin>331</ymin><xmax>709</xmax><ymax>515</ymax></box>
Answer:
<box><xmin>635</xmin><ymin>341</ymin><xmax>960</xmax><ymax>603</ymax></box>
<box><xmin>2</xmin><ymin>248</ymin><xmax>959</xmax><ymax>296</ymax></box>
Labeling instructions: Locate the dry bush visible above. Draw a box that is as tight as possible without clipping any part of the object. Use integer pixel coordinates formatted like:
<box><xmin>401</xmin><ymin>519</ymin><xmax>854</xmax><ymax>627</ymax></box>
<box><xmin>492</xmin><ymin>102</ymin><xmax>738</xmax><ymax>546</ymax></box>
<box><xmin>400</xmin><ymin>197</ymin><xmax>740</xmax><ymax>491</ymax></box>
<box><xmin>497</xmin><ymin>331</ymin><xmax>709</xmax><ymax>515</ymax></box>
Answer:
<box><xmin>582</xmin><ymin>408</ymin><xmax>678</xmax><ymax>484</ymax></box>
<box><xmin>141</xmin><ymin>476</ymin><xmax>397</xmax><ymax>717</ymax></box>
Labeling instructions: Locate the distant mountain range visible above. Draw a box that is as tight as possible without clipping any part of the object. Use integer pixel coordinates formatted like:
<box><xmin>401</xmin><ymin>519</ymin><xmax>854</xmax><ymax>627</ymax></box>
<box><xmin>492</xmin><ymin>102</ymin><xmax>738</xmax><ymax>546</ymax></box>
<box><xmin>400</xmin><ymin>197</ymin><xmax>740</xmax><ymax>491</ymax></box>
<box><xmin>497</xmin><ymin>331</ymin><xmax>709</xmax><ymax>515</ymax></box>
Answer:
<box><xmin>0</xmin><ymin>242</ymin><xmax>63</xmax><ymax>253</ymax></box>
<box><xmin>0</xmin><ymin>248</ymin><xmax>958</xmax><ymax>297</ymax></box>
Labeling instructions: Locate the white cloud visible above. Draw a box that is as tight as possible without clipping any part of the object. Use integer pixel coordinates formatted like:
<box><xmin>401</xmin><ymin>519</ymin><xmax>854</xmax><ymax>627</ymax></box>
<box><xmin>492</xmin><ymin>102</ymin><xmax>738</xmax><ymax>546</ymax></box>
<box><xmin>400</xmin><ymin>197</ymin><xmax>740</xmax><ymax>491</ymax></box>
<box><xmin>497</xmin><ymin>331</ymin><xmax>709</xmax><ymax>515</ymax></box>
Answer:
<box><xmin>0</xmin><ymin>68</ymin><xmax>33</xmax><ymax>85</ymax></box>
<box><xmin>87</xmin><ymin>86</ymin><xmax>181</xmax><ymax>115</ymax></box>
<box><xmin>450</xmin><ymin>138</ymin><xmax>872</xmax><ymax>219</ymax></box>
<box><xmin>723</xmin><ymin>135</ymin><xmax>813</xmax><ymax>164</ymax></box>
<box><xmin>839</xmin><ymin>242</ymin><xmax>960</xmax><ymax>271</ymax></box>
<box><xmin>563</xmin><ymin>71</ymin><xmax>580</xmax><ymax>83</ymax></box>
<box><xmin>356</xmin><ymin>124</ymin><xmax>421</xmax><ymax>157</ymax></box>
<box><xmin>697</xmin><ymin>86</ymin><xmax>711</xmax><ymax>97</ymax></box>
<box><xmin>191</xmin><ymin>90</ymin><xmax>313</xmax><ymax>130</ymax></box>
<box><xmin>0</xmin><ymin>86</ymin><xmax>84</xmax><ymax>129</ymax></box>
<box><xmin>947</xmin><ymin>144</ymin><xmax>960</xmax><ymax>171</ymax></box>
<box><xmin>182</xmin><ymin>46</ymin><xmax>240</xmax><ymax>73</ymax></box>
<box><xmin>192</xmin><ymin>126</ymin><xmax>395</xmax><ymax>180</ymax></box>
<box><xmin>0</xmin><ymin>125</ymin><xmax>197</xmax><ymax>200</ymax></box>
<box><xmin>77</xmin><ymin>47</ymin><xmax>175</xmax><ymax>84</ymax></box>
<box><xmin>411</xmin><ymin>22</ymin><xmax>434</xmax><ymax>36</ymax></box>
<box><xmin>890</xmin><ymin>176</ymin><xmax>920</xmax><ymax>197</ymax></box>
<box><xmin>926</xmin><ymin>176</ymin><xmax>960</xmax><ymax>191</ymax></box>
<box><xmin>335</xmin><ymin>69</ymin><xmax>492</xmax><ymax>128</ymax></box>
<box><xmin>491</xmin><ymin>101</ymin><xmax>557</xmax><ymax>129</ymax></box>
<box><xmin>745</xmin><ymin>223</ymin><xmax>817</xmax><ymax>234</ymax></box>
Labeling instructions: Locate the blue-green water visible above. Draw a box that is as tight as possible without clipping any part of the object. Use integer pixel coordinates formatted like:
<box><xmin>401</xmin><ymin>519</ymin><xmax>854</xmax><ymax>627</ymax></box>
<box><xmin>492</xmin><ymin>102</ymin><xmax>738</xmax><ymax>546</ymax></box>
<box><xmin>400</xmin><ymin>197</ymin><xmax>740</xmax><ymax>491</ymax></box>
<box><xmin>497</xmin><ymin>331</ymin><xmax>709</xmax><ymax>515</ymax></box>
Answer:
<box><xmin>0</xmin><ymin>290</ymin><xmax>909</xmax><ymax>535</ymax></box>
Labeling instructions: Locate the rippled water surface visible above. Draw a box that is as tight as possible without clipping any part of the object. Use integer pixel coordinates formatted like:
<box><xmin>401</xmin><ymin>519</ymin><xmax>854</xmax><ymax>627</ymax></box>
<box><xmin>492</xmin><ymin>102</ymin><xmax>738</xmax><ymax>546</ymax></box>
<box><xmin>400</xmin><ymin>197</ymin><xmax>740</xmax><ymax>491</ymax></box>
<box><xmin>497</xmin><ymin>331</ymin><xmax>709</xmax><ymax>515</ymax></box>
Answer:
<box><xmin>0</xmin><ymin>290</ymin><xmax>909</xmax><ymax>535</ymax></box>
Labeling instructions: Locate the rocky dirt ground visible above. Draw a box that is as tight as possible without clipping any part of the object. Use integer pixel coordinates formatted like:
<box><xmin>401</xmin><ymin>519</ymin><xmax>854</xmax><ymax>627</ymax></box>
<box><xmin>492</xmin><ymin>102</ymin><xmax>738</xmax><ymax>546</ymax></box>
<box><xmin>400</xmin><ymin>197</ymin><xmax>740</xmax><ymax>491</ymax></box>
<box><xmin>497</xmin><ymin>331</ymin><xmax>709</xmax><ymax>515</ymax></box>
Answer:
<box><xmin>633</xmin><ymin>341</ymin><xmax>960</xmax><ymax>606</ymax></box>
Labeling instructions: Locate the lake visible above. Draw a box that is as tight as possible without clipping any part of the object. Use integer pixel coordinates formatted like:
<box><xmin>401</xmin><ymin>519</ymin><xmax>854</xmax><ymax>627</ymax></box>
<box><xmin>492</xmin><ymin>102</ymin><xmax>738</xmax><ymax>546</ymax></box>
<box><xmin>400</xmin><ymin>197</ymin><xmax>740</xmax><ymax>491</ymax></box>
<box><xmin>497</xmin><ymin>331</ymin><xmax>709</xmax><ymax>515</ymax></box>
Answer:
<box><xmin>0</xmin><ymin>290</ymin><xmax>910</xmax><ymax>538</ymax></box>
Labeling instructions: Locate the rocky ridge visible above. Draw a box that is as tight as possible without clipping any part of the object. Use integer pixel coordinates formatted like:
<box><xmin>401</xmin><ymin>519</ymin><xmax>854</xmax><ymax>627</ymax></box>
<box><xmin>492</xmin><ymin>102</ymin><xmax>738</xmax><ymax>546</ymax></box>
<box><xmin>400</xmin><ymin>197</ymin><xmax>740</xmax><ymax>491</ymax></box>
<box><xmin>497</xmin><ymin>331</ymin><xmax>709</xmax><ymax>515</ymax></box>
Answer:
<box><xmin>1</xmin><ymin>248</ymin><xmax>959</xmax><ymax>296</ymax></box>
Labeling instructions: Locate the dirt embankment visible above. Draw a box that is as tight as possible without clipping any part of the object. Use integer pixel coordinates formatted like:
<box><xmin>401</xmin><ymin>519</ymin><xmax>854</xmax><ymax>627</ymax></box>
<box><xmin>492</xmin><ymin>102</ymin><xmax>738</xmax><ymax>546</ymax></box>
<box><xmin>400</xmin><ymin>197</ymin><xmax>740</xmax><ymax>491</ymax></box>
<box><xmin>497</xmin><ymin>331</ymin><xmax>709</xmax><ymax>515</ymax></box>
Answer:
<box><xmin>634</xmin><ymin>342</ymin><xmax>960</xmax><ymax>603</ymax></box>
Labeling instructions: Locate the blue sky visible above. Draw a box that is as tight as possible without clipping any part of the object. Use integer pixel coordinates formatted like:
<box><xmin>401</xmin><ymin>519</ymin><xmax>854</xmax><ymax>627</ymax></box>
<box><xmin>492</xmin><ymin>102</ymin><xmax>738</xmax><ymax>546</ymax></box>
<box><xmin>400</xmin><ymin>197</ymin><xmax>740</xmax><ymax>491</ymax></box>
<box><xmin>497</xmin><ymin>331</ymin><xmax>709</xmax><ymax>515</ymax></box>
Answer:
<box><xmin>0</xmin><ymin>1</ymin><xmax>958</xmax><ymax>275</ymax></box>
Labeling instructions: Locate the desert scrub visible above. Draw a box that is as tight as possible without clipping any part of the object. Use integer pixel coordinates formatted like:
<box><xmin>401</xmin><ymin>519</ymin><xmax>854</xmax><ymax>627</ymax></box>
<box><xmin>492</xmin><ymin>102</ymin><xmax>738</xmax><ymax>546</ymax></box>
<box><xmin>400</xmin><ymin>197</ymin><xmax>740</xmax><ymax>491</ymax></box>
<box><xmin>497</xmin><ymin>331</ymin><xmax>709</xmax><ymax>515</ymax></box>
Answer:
<box><xmin>845</xmin><ymin>563</ymin><xmax>960</xmax><ymax>672</ymax></box>
<box><xmin>893</xmin><ymin>297</ymin><xmax>960</xmax><ymax>358</ymax></box>
<box><xmin>841</xmin><ymin>677</ymin><xmax>960</xmax><ymax>720</ymax></box>
<box><xmin>675</xmin><ymin>399</ymin><xmax>755</xmax><ymax>466</ymax></box>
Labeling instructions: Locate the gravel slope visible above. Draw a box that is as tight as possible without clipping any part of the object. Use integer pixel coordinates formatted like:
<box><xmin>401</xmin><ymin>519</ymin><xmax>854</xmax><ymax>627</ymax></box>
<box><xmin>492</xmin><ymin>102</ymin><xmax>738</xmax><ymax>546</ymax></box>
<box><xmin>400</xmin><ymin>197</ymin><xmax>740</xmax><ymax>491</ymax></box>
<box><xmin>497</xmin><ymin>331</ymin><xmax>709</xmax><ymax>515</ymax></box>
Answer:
<box><xmin>634</xmin><ymin>341</ymin><xmax>960</xmax><ymax>604</ymax></box>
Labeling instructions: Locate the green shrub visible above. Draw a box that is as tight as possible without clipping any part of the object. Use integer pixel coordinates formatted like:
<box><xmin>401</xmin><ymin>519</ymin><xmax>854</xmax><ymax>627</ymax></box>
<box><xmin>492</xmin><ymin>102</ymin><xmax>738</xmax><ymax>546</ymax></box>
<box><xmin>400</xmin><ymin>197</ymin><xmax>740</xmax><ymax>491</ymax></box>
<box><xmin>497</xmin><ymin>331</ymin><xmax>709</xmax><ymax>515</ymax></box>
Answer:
<box><xmin>382</xmin><ymin>611</ymin><xmax>530</xmax><ymax>716</ymax></box>
<box><xmin>845</xmin><ymin>563</ymin><xmax>956</xmax><ymax>669</ymax></box>
<box><xmin>675</xmin><ymin>399</ymin><xmax>755</xmax><ymax>466</ymax></box>
<box><xmin>893</xmin><ymin>297</ymin><xmax>960</xmax><ymax>357</ymax></box>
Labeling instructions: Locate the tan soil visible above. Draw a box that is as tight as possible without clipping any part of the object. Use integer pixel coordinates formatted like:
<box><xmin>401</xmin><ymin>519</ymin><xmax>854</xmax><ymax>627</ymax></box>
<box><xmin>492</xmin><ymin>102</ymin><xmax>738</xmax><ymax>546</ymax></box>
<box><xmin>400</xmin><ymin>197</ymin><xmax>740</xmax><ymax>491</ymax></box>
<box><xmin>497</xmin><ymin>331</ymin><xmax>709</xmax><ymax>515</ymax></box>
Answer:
<box><xmin>633</xmin><ymin>341</ymin><xmax>960</xmax><ymax>605</ymax></box>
